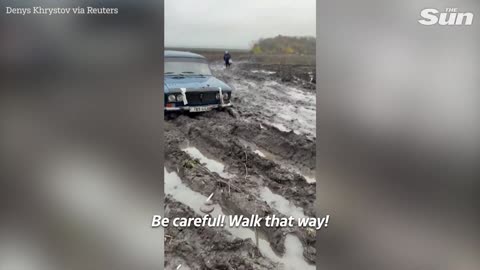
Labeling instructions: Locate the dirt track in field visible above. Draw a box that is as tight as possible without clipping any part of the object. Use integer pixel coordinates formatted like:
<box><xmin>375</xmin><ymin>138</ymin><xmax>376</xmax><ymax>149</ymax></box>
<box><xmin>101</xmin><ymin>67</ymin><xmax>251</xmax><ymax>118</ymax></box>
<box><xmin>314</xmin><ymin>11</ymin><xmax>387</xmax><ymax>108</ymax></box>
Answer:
<box><xmin>164</xmin><ymin>60</ymin><xmax>316</xmax><ymax>270</ymax></box>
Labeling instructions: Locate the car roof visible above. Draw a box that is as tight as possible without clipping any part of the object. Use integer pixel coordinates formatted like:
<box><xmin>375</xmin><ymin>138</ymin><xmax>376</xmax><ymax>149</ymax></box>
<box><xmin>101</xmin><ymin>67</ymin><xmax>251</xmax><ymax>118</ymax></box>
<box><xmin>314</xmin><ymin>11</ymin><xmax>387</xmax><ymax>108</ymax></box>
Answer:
<box><xmin>164</xmin><ymin>50</ymin><xmax>206</xmax><ymax>59</ymax></box>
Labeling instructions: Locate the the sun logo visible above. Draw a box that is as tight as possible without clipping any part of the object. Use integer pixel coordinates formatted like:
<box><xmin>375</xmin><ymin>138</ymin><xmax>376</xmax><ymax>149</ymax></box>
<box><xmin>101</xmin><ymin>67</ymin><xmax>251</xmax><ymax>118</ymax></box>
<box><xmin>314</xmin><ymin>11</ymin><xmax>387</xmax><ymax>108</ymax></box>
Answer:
<box><xmin>418</xmin><ymin>8</ymin><xmax>474</xmax><ymax>26</ymax></box>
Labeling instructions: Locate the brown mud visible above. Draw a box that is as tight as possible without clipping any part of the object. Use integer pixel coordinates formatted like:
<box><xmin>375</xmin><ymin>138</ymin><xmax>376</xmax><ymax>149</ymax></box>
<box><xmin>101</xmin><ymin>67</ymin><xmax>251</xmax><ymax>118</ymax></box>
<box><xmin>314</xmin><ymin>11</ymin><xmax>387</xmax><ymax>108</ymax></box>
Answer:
<box><xmin>165</xmin><ymin>196</ymin><xmax>278</xmax><ymax>270</ymax></box>
<box><xmin>165</xmin><ymin>60</ymin><xmax>316</xmax><ymax>269</ymax></box>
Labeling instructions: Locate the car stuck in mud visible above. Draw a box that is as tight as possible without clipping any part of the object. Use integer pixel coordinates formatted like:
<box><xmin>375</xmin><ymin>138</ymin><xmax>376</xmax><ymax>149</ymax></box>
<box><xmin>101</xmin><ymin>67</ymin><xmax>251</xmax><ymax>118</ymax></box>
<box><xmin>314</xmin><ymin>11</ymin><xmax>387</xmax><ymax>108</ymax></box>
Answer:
<box><xmin>164</xmin><ymin>50</ymin><xmax>233</xmax><ymax>113</ymax></box>
<box><xmin>164</xmin><ymin>54</ymin><xmax>317</xmax><ymax>269</ymax></box>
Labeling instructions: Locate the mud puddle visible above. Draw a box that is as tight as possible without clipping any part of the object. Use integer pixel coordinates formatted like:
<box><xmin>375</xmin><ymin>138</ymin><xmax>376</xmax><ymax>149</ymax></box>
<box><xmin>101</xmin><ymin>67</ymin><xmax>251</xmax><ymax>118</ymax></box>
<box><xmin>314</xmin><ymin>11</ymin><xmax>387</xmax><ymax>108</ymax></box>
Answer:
<box><xmin>182</xmin><ymin>146</ymin><xmax>232</xmax><ymax>178</ymax></box>
<box><xmin>165</xmin><ymin>168</ymin><xmax>314</xmax><ymax>269</ymax></box>
<box><xmin>165</xmin><ymin>168</ymin><xmax>274</xmax><ymax>254</ymax></box>
<box><xmin>251</xmin><ymin>69</ymin><xmax>277</xmax><ymax>75</ymax></box>
<box><xmin>260</xmin><ymin>187</ymin><xmax>307</xmax><ymax>219</ymax></box>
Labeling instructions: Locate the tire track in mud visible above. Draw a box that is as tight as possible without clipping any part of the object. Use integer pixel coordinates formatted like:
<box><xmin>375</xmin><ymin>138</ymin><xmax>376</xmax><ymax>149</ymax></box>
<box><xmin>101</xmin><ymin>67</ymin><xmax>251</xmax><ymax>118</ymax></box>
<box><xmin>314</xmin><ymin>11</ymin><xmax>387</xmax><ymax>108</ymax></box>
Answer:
<box><xmin>165</xmin><ymin>114</ymin><xmax>316</xmax><ymax>266</ymax></box>
<box><xmin>164</xmin><ymin>141</ymin><xmax>316</xmax><ymax>267</ymax></box>
<box><xmin>168</xmin><ymin>112</ymin><xmax>316</xmax><ymax>217</ymax></box>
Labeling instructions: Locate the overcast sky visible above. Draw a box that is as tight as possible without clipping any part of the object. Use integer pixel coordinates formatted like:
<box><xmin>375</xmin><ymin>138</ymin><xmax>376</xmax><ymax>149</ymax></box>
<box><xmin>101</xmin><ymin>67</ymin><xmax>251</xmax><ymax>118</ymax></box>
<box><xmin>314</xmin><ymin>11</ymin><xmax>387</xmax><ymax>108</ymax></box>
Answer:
<box><xmin>165</xmin><ymin>0</ymin><xmax>316</xmax><ymax>49</ymax></box>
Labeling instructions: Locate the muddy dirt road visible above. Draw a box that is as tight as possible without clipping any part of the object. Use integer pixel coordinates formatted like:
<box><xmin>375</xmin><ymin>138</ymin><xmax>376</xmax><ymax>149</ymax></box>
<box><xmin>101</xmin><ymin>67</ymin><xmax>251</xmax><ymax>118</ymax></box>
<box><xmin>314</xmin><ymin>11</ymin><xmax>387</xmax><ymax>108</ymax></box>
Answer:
<box><xmin>212</xmin><ymin>62</ymin><xmax>316</xmax><ymax>139</ymax></box>
<box><xmin>165</xmin><ymin>61</ymin><xmax>316</xmax><ymax>269</ymax></box>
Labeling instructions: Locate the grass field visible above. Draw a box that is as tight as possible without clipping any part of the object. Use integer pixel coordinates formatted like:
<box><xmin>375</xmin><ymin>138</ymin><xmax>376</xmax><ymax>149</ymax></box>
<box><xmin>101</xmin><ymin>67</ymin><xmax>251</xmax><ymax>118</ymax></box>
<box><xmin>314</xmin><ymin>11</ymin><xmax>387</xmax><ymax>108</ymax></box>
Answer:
<box><xmin>166</xmin><ymin>47</ymin><xmax>316</xmax><ymax>66</ymax></box>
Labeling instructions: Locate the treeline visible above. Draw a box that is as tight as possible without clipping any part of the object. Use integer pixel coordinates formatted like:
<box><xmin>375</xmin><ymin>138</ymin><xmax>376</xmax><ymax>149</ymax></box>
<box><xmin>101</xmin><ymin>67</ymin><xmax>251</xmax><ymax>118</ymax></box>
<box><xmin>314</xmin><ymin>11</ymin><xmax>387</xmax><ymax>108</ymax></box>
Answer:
<box><xmin>251</xmin><ymin>35</ymin><xmax>316</xmax><ymax>55</ymax></box>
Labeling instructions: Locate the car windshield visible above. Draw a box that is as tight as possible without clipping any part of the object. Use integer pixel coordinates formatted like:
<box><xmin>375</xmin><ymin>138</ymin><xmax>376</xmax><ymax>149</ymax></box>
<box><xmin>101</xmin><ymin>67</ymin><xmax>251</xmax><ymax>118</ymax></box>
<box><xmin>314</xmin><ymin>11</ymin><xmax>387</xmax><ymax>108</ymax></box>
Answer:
<box><xmin>165</xmin><ymin>58</ymin><xmax>212</xmax><ymax>76</ymax></box>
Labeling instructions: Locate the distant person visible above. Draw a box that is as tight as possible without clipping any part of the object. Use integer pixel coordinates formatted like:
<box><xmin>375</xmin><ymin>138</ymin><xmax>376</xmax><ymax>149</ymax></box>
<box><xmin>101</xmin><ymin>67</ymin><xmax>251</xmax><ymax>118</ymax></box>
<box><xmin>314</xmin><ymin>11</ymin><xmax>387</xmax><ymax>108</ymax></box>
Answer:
<box><xmin>224</xmin><ymin>50</ymin><xmax>231</xmax><ymax>68</ymax></box>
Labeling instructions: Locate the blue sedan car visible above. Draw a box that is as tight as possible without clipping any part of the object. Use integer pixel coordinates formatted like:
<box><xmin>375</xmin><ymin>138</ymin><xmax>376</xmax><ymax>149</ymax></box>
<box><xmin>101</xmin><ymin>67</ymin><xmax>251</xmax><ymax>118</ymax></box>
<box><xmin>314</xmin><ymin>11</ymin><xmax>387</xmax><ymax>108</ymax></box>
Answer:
<box><xmin>164</xmin><ymin>50</ymin><xmax>233</xmax><ymax>112</ymax></box>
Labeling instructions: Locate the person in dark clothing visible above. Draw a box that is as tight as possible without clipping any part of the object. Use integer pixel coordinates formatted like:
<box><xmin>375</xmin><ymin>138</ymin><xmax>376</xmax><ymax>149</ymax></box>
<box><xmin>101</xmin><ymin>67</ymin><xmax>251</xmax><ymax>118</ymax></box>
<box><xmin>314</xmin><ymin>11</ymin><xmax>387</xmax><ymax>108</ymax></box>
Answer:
<box><xmin>223</xmin><ymin>50</ymin><xmax>231</xmax><ymax>68</ymax></box>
